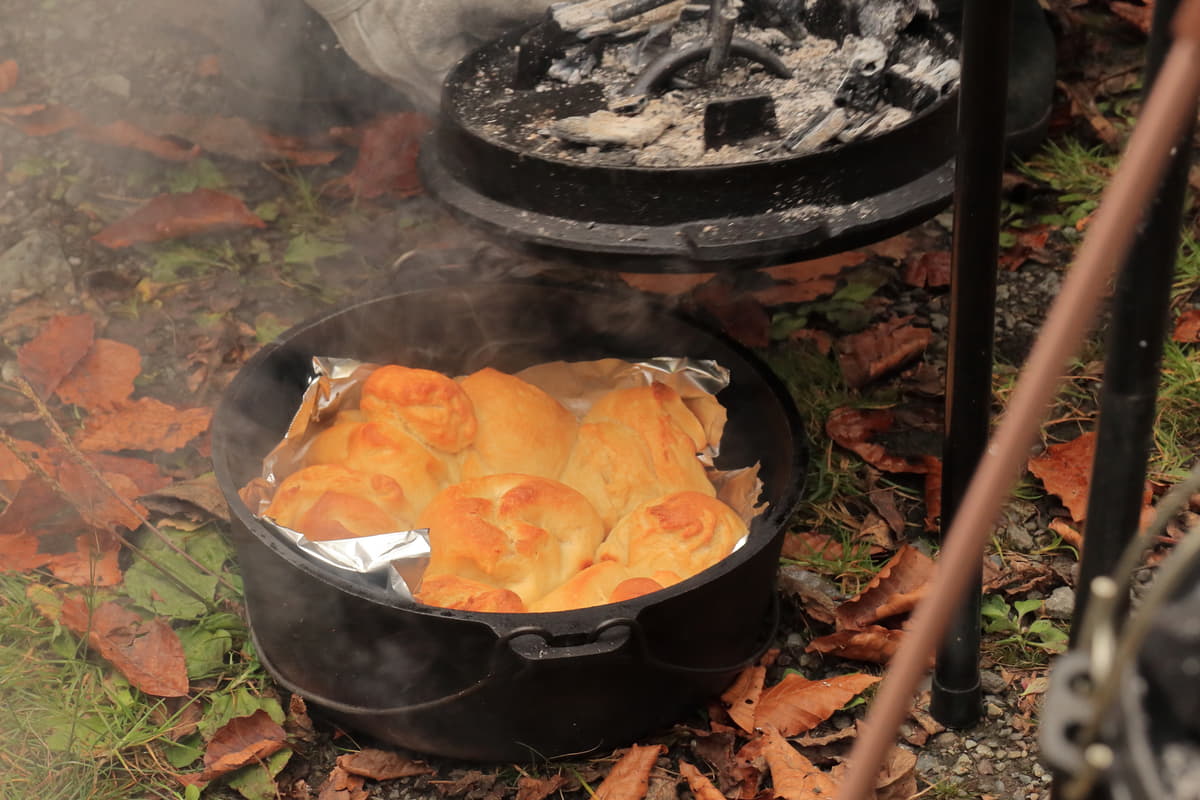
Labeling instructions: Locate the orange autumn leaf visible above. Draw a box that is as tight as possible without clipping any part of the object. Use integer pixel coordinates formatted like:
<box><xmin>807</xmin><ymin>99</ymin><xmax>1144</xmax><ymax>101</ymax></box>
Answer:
<box><xmin>923</xmin><ymin>456</ymin><xmax>943</xmax><ymax>531</ymax></box>
<box><xmin>196</xmin><ymin>54</ymin><xmax>222</xmax><ymax>77</ymax></box>
<box><xmin>760</xmin><ymin>726</ymin><xmax>837</xmax><ymax>800</ymax></box>
<box><xmin>327</xmin><ymin>112</ymin><xmax>433</xmax><ymax>199</ymax></box>
<box><xmin>1028</xmin><ymin>432</ymin><xmax>1096</xmax><ymax>522</ymax></box>
<box><xmin>203</xmin><ymin>709</ymin><xmax>287</xmax><ymax>778</ymax></box>
<box><xmin>318</xmin><ymin>765</ymin><xmax>368</xmax><ymax>800</ymax></box>
<box><xmin>0</xmin><ymin>438</ymin><xmax>44</xmax><ymax>483</ymax></box>
<box><xmin>78</xmin><ymin>397</ymin><xmax>212</xmax><ymax>453</ymax></box>
<box><xmin>620</xmin><ymin>272</ymin><xmax>713</xmax><ymax>296</ymax></box>
<box><xmin>47</xmin><ymin>533</ymin><xmax>124</xmax><ymax>587</ymax></box>
<box><xmin>835</xmin><ymin>545</ymin><xmax>934</xmax><ymax>631</ymax></box>
<box><xmin>826</xmin><ymin>408</ymin><xmax>935</xmax><ymax>474</ymax></box>
<box><xmin>78</xmin><ymin>120</ymin><xmax>201</xmax><ymax>162</ymax></box>
<box><xmin>752</xmin><ymin>251</ymin><xmax>867</xmax><ymax>305</ymax></box>
<box><xmin>902</xmin><ymin>250</ymin><xmax>951</xmax><ymax>288</ymax></box>
<box><xmin>56</xmin><ymin>338</ymin><xmax>143</xmax><ymax>412</ymax></box>
<box><xmin>805</xmin><ymin>626</ymin><xmax>905</xmax><ymax>664</ymax></box>
<box><xmin>836</xmin><ymin>316</ymin><xmax>933</xmax><ymax>389</ymax></box>
<box><xmin>56</xmin><ymin>460</ymin><xmax>146</xmax><ymax>531</ymax></box>
<box><xmin>82</xmin><ymin>453</ymin><xmax>170</xmax><ymax>495</ymax></box>
<box><xmin>0</xmin><ymin>532</ymin><xmax>55</xmax><ymax>572</ymax></box>
<box><xmin>516</xmin><ymin>774</ymin><xmax>571</xmax><ymax>800</ymax></box>
<box><xmin>1049</xmin><ymin>517</ymin><xmax>1084</xmax><ymax>550</ymax></box>
<box><xmin>782</xmin><ymin>531</ymin><xmax>848</xmax><ymax>561</ymax></box>
<box><xmin>756</xmin><ymin>673</ymin><xmax>881</xmax><ymax>737</ymax></box>
<box><xmin>93</xmin><ymin>189</ymin><xmax>265</xmax><ymax>248</ymax></box>
<box><xmin>874</xmin><ymin>747</ymin><xmax>918</xmax><ymax>800</ymax></box>
<box><xmin>59</xmin><ymin>597</ymin><xmax>189</xmax><ymax>696</ymax></box>
<box><xmin>722</xmin><ymin>665</ymin><xmax>766</xmax><ymax>733</ymax></box>
<box><xmin>595</xmin><ymin>744</ymin><xmax>665</xmax><ymax>800</ymax></box>
<box><xmin>17</xmin><ymin>313</ymin><xmax>96</xmax><ymax>397</ymax></box>
<box><xmin>1173</xmin><ymin>308</ymin><xmax>1200</xmax><ymax>343</ymax></box>
<box><xmin>0</xmin><ymin>102</ymin><xmax>81</xmax><ymax>135</ymax></box>
<box><xmin>338</xmin><ymin>749</ymin><xmax>434</xmax><ymax>780</ymax></box>
<box><xmin>678</xmin><ymin>761</ymin><xmax>727</xmax><ymax>800</ymax></box>
<box><xmin>0</xmin><ymin>59</ymin><xmax>17</xmax><ymax>93</ymax></box>
<box><xmin>149</xmin><ymin>113</ymin><xmax>340</xmax><ymax>165</ymax></box>
<box><xmin>1110</xmin><ymin>0</ymin><xmax>1153</xmax><ymax>32</ymax></box>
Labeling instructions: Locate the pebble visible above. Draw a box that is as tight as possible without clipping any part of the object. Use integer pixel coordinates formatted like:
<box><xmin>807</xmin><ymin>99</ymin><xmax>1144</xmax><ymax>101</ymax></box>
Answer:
<box><xmin>952</xmin><ymin>754</ymin><xmax>973</xmax><ymax>776</ymax></box>
<box><xmin>986</xmin><ymin>702</ymin><xmax>1005</xmax><ymax>718</ymax></box>
<box><xmin>980</xmin><ymin>670</ymin><xmax>1006</xmax><ymax>694</ymax></box>
<box><xmin>1045</xmin><ymin>586</ymin><xmax>1076</xmax><ymax>620</ymax></box>
<box><xmin>93</xmin><ymin>73</ymin><xmax>132</xmax><ymax>97</ymax></box>
<box><xmin>931</xmin><ymin>732</ymin><xmax>959</xmax><ymax>749</ymax></box>
<box><xmin>0</xmin><ymin>228</ymin><xmax>76</xmax><ymax>298</ymax></box>
<box><xmin>975</xmin><ymin>744</ymin><xmax>995</xmax><ymax>758</ymax></box>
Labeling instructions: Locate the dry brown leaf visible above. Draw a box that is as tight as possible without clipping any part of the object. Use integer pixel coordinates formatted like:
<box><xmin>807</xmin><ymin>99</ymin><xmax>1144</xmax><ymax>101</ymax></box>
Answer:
<box><xmin>923</xmin><ymin>456</ymin><xmax>943</xmax><ymax>531</ymax></box>
<box><xmin>782</xmin><ymin>532</ymin><xmax>847</xmax><ymax>561</ymax></box>
<box><xmin>93</xmin><ymin>189</ymin><xmax>265</xmax><ymax>248</ymax></box>
<box><xmin>805</xmin><ymin>626</ymin><xmax>905</xmax><ymax>664</ymax></box>
<box><xmin>835</xmin><ymin>545</ymin><xmax>934</xmax><ymax>631</ymax></box>
<box><xmin>17</xmin><ymin>313</ymin><xmax>96</xmax><ymax>398</ymax></box>
<box><xmin>620</xmin><ymin>272</ymin><xmax>713</xmax><ymax>296</ymax></box>
<box><xmin>338</xmin><ymin>748</ymin><xmax>434</xmax><ymax>780</ymax></box>
<box><xmin>1049</xmin><ymin>517</ymin><xmax>1084</xmax><ymax>550</ymax></box>
<box><xmin>752</xmin><ymin>251</ymin><xmax>867</xmax><ymax>305</ymax></box>
<box><xmin>203</xmin><ymin>709</ymin><xmax>287</xmax><ymax>778</ymax></box>
<box><xmin>1028</xmin><ymin>432</ymin><xmax>1096</xmax><ymax>522</ymax></box>
<box><xmin>866</xmin><ymin>484</ymin><xmax>905</xmax><ymax>537</ymax></box>
<box><xmin>0</xmin><ymin>532</ymin><xmax>55</xmax><ymax>572</ymax></box>
<box><xmin>47</xmin><ymin>533</ymin><xmax>124</xmax><ymax>587</ymax></box>
<box><xmin>327</xmin><ymin>112</ymin><xmax>432</xmax><ymax>198</ymax></box>
<box><xmin>147</xmin><ymin>113</ymin><xmax>341</xmax><ymax>165</ymax></box>
<box><xmin>59</xmin><ymin>596</ymin><xmax>188</xmax><ymax>696</ymax></box>
<box><xmin>982</xmin><ymin>551</ymin><xmax>1061</xmax><ymax>594</ymax></box>
<box><xmin>0</xmin><ymin>103</ymin><xmax>81</xmax><ymax>135</ymax></box>
<box><xmin>77</xmin><ymin>120</ymin><xmax>201</xmax><ymax>162</ymax></box>
<box><xmin>693</xmin><ymin>281</ymin><xmax>771</xmax><ymax>349</ymax></box>
<box><xmin>87</xmin><ymin>453</ymin><xmax>171</xmax><ymax>495</ymax></box>
<box><xmin>825</xmin><ymin>408</ymin><xmax>935</xmax><ymax>474</ymax></box>
<box><xmin>142</xmin><ymin>474</ymin><xmax>230</xmax><ymax>522</ymax></box>
<box><xmin>1109</xmin><ymin>0</ymin><xmax>1153</xmax><ymax>32</ymax></box>
<box><xmin>516</xmin><ymin>774</ymin><xmax>571</xmax><ymax>800</ymax></box>
<box><xmin>0</xmin><ymin>59</ymin><xmax>17</xmax><ymax>93</ymax></box>
<box><xmin>678</xmin><ymin>761</ymin><xmax>727</xmax><ymax>800</ymax></box>
<box><xmin>874</xmin><ymin>747</ymin><xmax>917</xmax><ymax>800</ymax></box>
<box><xmin>836</xmin><ymin>316</ymin><xmax>932</xmax><ymax>389</ymax></box>
<box><xmin>0</xmin><ymin>438</ymin><xmax>43</xmax><ymax>483</ymax></box>
<box><xmin>317</xmin><ymin>765</ymin><xmax>368</xmax><ymax>800</ymax></box>
<box><xmin>55</xmin><ymin>338</ymin><xmax>142</xmax><ymax>412</ymax></box>
<box><xmin>56</xmin><ymin>459</ymin><xmax>146</xmax><ymax>532</ymax></box>
<box><xmin>722</xmin><ymin>665</ymin><xmax>766</xmax><ymax>733</ymax></box>
<box><xmin>731</xmin><ymin>736</ymin><xmax>768</xmax><ymax>799</ymax></box>
<box><xmin>1173</xmin><ymin>308</ymin><xmax>1200</xmax><ymax>343</ymax></box>
<box><xmin>596</xmin><ymin>744</ymin><xmax>666</xmax><ymax>800</ymax></box>
<box><xmin>756</xmin><ymin>673</ymin><xmax>881</xmax><ymax>737</ymax></box>
<box><xmin>761</xmin><ymin>726</ymin><xmax>837</xmax><ymax>800</ymax></box>
<box><xmin>902</xmin><ymin>250</ymin><xmax>951</xmax><ymax>288</ymax></box>
<box><xmin>78</xmin><ymin>397</ymin><xmax>211</xmax><ymax>453</ymax></box>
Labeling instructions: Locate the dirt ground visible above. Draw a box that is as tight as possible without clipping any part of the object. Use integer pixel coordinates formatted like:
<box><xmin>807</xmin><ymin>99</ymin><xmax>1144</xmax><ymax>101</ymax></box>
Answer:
<box><xmin>0</xmin><ymin>0</ymin><xmax>1185</xmax><ymax>799</ymax></box>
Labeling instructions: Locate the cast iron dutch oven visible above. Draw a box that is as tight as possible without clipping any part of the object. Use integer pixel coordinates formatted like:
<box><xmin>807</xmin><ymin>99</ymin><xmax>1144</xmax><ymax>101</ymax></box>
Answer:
<box><xmin>212</xmin><ymin>279</ymin><xmax>806</xmax><ymax>761</ymax></box>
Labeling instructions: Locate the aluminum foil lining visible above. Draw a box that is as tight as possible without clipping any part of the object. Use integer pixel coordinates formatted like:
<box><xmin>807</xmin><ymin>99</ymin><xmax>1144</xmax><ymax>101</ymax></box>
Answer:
<box><xmin>247</xmin><ymin>356</ymin><xmax>762</xmax><ymax>599</ymax></box>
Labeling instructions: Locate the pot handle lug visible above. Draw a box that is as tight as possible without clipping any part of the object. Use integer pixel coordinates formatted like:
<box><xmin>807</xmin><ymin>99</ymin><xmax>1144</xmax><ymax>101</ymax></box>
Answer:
<box><xmin>502</xmin><ymin>618</ymin><xmax>638</xmax><ymax>662</ymax></box>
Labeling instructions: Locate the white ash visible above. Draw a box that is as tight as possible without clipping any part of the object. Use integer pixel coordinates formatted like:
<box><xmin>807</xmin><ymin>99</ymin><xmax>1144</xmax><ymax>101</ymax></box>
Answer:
<box><xmin>511</xmin><ymin>17</ymin><xmax>956</xmax><ymax>167</ymax></box>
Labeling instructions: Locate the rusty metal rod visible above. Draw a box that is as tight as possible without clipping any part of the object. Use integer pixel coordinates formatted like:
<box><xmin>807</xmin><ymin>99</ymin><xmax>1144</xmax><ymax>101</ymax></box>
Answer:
<box><xmin>834</xmin><ymin>8</ymin><xmax>1200</xmax><ymax>797</ymax></box>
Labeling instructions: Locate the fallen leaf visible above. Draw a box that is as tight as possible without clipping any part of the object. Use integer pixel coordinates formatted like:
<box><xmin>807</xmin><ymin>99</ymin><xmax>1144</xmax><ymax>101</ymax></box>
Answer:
<box><xmin>693</xmin><ymin>281</ymin><xmax>771</xmax><ymax>348</ymax></box>
<box><xmin>731</xmin><ymin>736</ymin><xmax>768</xmax><ymax>799</ymax></box>
<box><xmin>874</xmin><ymin>747</ymin><xmax>918</xmax><ymax>800</ymax></box>
<box><xmin>836</xmin><ymin>545</ymin><xmax>934</xmax><ymax>631</ymax></box>
<box><xmin>760</xmin><ymin>726</ymin><xmax>837</xmax><ymax>800</ymax></box>
<box><xmin>678</xmin><ymin>761</ymin><xmax>726</xmax><ymax>800</ymax></box>
<box><xmin>141</xmin><ymin>474</ymin><xmax>230</xmax><ymax>522</ymax></box>
<box><xmin>902</xmin><ymin>251</ymin><xmax>951</xmax><ymax>288</ymax></box>
<box><xmin>203</xmin><ymin>709</ymin><xmax>287</xmax><ymax>778</ymax></box>
<box><xmin>196</xmin><ymin>54</ymin><xmax>221</xmax><ymax>77</ymax></box>
<box><xmin>327</xmin><ymin>112</ymin><xmax>433</xmax><ymax>198</ymax></box>
<box><xmin>691</xmin><ymin>730</ymin><xmax>748</xmax><ymax>796</ymax></box>
<box><xmin>999</xmin><ymin>226</ymin><xmax>1053</xmax><ymax>272</ymax></box>
<box><xmin>1058</xmin><ymin>80</ymin><xmax>1122</xmax><ymax>148</ymax></box>
<box><xmin>317</xmin><ymin>765</ymin><xmax>368</xmax><ymax>800</ymax></box>
<box><xmin>55</xmin><ymin>460</ymin><xmax>145</xmax><ymax>531</ymax></box>
<box><xmin>805</xmin><ymin>626</ymin><xmax>905</xmax><ymax>663</ymax></box>
<box><xmin>596</xmin><ymin>744</ymin><xmax>666</xmax><ymax>800</ymax></box>
<box><xmin>826</xmin><ymin>407</ymin><xmax>935</xmax><ymax>474</ymax></box>
<box><xmin>722</xmin><ymin>665</ymin><xmax>766</xmax><ymax>733</ymax></box>
<box><xmin>0</xmin><ymin>59</ymin><xmax>17</xmax><ymax>93</ymax></box>
<box><xmin>147</xmin><ymin>113</ymin><xmax>340</xmax><ymax>165</ymax></box>
<box><xmin>983</xmin><ymin>551</ymin><xmax>1061</xmax><ymax>594</ymax></box>
<box><xmin>1028</xmin><ymin>432</ymin><xmax>1097</xmax><ymax>522</ymax></box>
<box><xmin>1049</xmin><ymin>517</ymin><xmax>1084</xmax><ymax>550</ymax></box>
<box><xmin>93</xmin><ymin>189</ymin><xmax>265</xmax><ymax>248</ymax></box>
<box><xmin>59</xmin><ymin>597</ymin><xmax>189</xmax><ymax>696</ymax></box>
<box><xmin>0</xmin><ymin>472</ymin><xmax>82</xmax><ymax>538</ymax></box>
<box><xmin>78</xmin><ymin>396</ymin><xmax>212</xmax><ymax>453</ymax></box>
<box><xmin>0</xmin><ymin>531</ymin><xmax>55</xmax><ymax>572</ymax></box>
<box><xmin>1109</xmin><ymin>0</ymin><xmax>1153</xmax><ymax>32</ymax></box>
<box><xmin>782</xmin><ymin>532</ymin><xmax>849</xmax><ymax>561</ymax></box>
<box><xmin>47</xmin><ymin>532</ymin><xmax>124</xmax><ymax>587</ymax></box>
<box><xmin>866</xmin><ymin>483</ymin><xmax>906</xmax><ymax>537</ymax></box>
<box><xmin>620</xmin><ymin>272</ymin><xmax>713</xmax><ymax>296</ymax></box>
<box><xmin>516</xmin><ymin>774</ymin><xmax>571</xmax><ymax>800</ymax></box>
<box><xmin>1173</xmin><ymin>308</ymin><xmax>1200</xmax><ymax>343</ymax></box>
<box><xmin>836</xmin><ymin>316</ymin><xmax>932</xmax><ymax>389</ymax></box>
<box><xmin>87</xmin><ymin>453</ymin><xmax>171</xmax><ymax>495</ymax></box>
<box><xmin>78</xmin><ymin>120</ymin><xmax>201</xmax><ymax>162</ymax></box>
<box><xmin>756</xmin><ymin>673</ymin><xmax>881</xmax><ymax>737</ymax></box>
<box><xmin>753</xmin><ymin>251</ymin><xmax>867</xmax><ymax>305</ymax></box>
<box><xmin>17</xmin><ymin>313</ymin><xmax>96</xmax><ymax>397</ymax></box>
<box><xmin>0</xmin><ymin>437</ymin><xmax>43</xmax><ymax>484</ymax></box>
<box><xmin>338</xmin><ymin>749</ymin><xmax>434</xmax><ymax>780</ymax></box>
<box><xmin>777</xmin><ymin>564</ymin><xmax>843</xmax><ymax>624</ymax></box>
<box><xmin>54</xmin><ymin>338</ymin><xmax>143</xmax><ymax>412</ymax></box>
<box><xmin>923</xmin><ymin>457</ymin><xmax>943</xmax><ymax>531</ymax></box>
<box><xmin>0</xmin><ymin>103</ymin><xmax>81</xmax><ymax>135</ymax></box>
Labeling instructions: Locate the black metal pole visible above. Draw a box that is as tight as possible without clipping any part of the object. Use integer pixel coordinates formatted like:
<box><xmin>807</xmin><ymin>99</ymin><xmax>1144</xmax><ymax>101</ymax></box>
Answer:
<box><xmin>1070</xmin><ymin>0</ymin><xmax>1193</xmax><ymax>635</ymax></box>
<box><xmin>930</xmin><ymin>0</ymin><xmax>1012</xmax><ymax>729</ymax></box>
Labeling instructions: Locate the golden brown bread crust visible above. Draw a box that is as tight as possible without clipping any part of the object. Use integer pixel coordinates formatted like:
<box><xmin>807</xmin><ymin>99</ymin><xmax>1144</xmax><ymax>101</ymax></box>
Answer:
<box><xmin>457</xmin><ymin>367</ymin><xmax>578</xmax><ymax>481</ymax></box>
<box><xmin>266</xmin><ymin>463</ymin><xmax>416</xmax><ymax>541</ymax></box>
<box><xmin>531</xmin><ymin>560</ymin><xmax>681</xmax><ymax>612</ymax></box>
<box><xmin>415</xmin><ymin>573</ymin><xmax>527</xmax><ymax>613</ymax></box>
<box><xmin>596</xmin><ymin>491</ymin><xmax>747</xmax><ymax>579</ymax></box>
<box><xmin>559</xmin><ymin>382</ymin><xmax>714</xmax><ymax>530</ymax></box>
<box><xmin>418</xmin><ymin>474</ymin><xmax>606</xmax><ymax>605</ymax></box>
<box><xmin>360</xmin><ymin>365</ymin><xmax>477</xmax><ymax>454</ymax></box>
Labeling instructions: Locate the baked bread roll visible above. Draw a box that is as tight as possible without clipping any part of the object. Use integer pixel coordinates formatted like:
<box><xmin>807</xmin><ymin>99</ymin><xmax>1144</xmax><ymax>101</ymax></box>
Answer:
<box><xmin>266</xmin><ymin>463</ymin><xmax>416</xmax><ymax>540</ymax></box>
<box><xmin>560</xmin><ymin>382</ymin><xmax>715</xmax><ymax>529</ymax></box>
<box><xmin>360</xmin><ymin>365</ymin><xmax>477</xmax><ymax>454</ymax></box>
<box><xmin>596</xmin><ymin>491</ymin><xmax>747</xmax><ymax>579</ymax></box>
<box><xmin>531</xmin><ymin>560</ymin><xmax>681</xmax><ymax>613</ymax></box>
<box><xmin>415</xmin><ymin>573</ymin><xmax>526</xmax><ymax>613</ymax></box>
<box><xmin>457</xmin><ymin>367</ymin><xmax>578</xmax><ymax>481</ymax></box>
<box><xmin>418</xmin><ymin>474</ymin><xmax>606</xmax><ymax>605</ymax></box>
